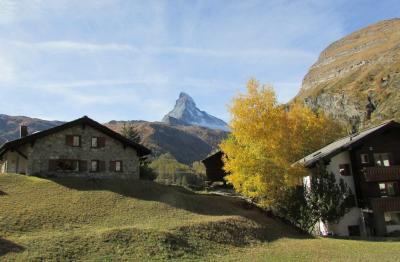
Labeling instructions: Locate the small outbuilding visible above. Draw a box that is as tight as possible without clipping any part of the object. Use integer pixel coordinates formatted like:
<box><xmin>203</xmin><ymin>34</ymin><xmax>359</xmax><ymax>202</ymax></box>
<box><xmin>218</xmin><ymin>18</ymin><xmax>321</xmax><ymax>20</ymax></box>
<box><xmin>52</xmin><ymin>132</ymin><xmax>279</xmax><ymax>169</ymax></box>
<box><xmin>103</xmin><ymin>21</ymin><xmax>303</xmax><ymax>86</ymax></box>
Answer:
<box><xmin>202</xmin><ymin>151</ymin><xmax>228</xmax><ymax>184</ymax></box>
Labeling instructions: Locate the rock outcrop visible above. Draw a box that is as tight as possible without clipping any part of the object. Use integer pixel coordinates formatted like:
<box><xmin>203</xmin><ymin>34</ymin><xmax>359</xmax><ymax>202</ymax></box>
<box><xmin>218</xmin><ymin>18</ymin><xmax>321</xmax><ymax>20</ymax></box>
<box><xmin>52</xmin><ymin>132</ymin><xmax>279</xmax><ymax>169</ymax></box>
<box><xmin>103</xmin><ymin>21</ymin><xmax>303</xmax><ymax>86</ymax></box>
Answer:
<box><xmin>295</xmin><ymin>19</ymin><xmax>400</xmax><ymax>126</ymax></box>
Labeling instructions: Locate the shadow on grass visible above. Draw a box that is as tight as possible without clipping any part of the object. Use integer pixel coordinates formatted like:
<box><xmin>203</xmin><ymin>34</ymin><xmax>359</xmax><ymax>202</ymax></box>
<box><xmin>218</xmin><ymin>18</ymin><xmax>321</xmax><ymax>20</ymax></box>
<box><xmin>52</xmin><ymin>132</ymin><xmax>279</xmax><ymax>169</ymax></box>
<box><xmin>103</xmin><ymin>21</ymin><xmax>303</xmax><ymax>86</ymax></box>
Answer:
<box><xmin>0</xmin><ymin>190</ymin><xmax>7</xmax><ymax>196</ymax></box>
<box><xmin>47</xmin><ymin>177</ymin><xmax>312</xmax><ymax>242</ymax></box>
<box><xmin>0</xmin><ymin>238</ymin><xmax>25</xmax><ymax>256</ymax></box>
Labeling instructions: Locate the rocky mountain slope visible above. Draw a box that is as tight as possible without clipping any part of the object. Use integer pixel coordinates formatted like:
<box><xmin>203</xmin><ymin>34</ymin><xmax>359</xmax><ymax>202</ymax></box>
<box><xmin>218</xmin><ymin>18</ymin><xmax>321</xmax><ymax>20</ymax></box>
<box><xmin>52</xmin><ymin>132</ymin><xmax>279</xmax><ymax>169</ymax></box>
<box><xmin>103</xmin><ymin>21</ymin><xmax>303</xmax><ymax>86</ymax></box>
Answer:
<box><xmin>0</xmin><ymin>114</ymin><xmax>63</xmax><ymax>145</ymax></box>
<box><xmin>162</xmin><ymin>92</ymin><xmax>229</xmax><ymax>131</ymax></box>
<box><xmin>295</xmin><ymin>19</ymin><xmax>400</xmax><ymax>127</ymax></box>
<box><xmin>106</xmin><ymin>120</ymin><xmax>227</xmax><ymax>164</ymax></box>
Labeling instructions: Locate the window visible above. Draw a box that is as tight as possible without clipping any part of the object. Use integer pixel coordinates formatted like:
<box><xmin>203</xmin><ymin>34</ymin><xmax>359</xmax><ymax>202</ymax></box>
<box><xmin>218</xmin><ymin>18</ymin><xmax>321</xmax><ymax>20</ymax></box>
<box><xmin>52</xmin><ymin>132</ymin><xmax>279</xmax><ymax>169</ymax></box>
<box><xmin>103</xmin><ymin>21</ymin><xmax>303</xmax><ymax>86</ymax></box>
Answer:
<box><xmin>111</xmin><ymin>160</ymin><xmax>123</xmax><ymax>172</ymax></box>
<box><xmin>339</xmin><ymin>164</ymin><xmax>351</xmax><ymax>176</ymax></box>
<box><xmin>360</xmin><ymin>154</ymin><xmax>369</xmax><ymax>164</ymax></box>
<box><xmin>91</xmin><ymin>160</ymin><xmax>99</xmax><ymax>172</ymax></box>
<box><xmin>66</xmin><ymin>135</ymin><xmax>81</xmax><ymax>147</ymax></box>
<box><xmin>385</xmin><ymin>212</ymin><xmax>400</xmax><ymax>225</ymax></box>
<box><xmin>50</xmin><ymin>159</ymin><xmax>80</xmax><ymax>172</ymax></box>
<box><xmin>374</xmin><ymin>153</ymin><xmax>391</xmax><ymax>167</ymax></box>
<box><xmin>379</xmin><ymin>182</ymin><xmax>398</xmax><ymax>197</ymax></box>
<box><xmin>73</xmin><ymin>135</ymin><xmax>81</xmax><ymax>147</ymax></box>
<box><xmin>91</xmin><ymin>137</ymin><xmax>105</xmax><ymax>148</ymax></box>
<box><xmin>115</xmin><ymin>161</ymin><xmax>122</xmax><ymax>172</ymax></box>
<box><xmin>91</xmin><ymin>137</ymin><xmax>98</xmax><ymax>148</ymax></box>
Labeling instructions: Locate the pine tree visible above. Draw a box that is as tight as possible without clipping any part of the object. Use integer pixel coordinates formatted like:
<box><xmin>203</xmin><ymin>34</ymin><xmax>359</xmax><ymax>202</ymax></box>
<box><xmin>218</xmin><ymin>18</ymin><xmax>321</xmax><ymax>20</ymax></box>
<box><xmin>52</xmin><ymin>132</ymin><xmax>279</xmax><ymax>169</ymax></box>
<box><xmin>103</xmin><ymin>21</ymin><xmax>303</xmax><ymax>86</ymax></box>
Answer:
<box><xmin>121</xmin><ymin>123</ymin><xmax>141</xmax><ymax>143</ymax></box>
<box><xmin>307</xmin><ymin>161</ymin><xmax>352</xmax><ymax>225</ymax></box>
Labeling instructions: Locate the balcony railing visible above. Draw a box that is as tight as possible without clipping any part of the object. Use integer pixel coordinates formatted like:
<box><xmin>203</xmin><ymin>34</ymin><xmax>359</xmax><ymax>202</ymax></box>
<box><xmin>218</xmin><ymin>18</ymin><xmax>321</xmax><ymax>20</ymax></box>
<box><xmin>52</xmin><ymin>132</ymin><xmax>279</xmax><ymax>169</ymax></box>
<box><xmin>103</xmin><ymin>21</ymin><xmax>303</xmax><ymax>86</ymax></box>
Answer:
<box><xmin>363</xmin><ymin>166</ymin><xmax>400</xmax><ymax>182</ymax></box>
<box><xmin>371</xmin><ymin>197</ymin><xmax>400</xmax><ymax>212</ymax></box>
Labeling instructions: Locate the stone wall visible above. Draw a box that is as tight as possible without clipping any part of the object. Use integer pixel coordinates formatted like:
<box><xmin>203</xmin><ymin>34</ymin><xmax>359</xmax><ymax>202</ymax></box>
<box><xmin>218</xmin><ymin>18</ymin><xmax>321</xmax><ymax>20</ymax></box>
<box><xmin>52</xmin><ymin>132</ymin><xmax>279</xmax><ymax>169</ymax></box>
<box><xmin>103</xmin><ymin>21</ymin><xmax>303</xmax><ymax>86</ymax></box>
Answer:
<box><xmin>23</xmin><ymin>124</ymin><xmax>140</xmax><ymax>179</ymax></box>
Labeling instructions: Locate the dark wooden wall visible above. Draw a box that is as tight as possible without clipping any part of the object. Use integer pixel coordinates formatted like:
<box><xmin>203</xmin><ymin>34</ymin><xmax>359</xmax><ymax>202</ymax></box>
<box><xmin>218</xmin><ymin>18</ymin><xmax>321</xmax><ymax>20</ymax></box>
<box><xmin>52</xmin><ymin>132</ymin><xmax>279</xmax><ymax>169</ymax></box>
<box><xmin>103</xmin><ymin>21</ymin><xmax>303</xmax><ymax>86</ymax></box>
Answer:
<box><xmin>202</xmin><ymin>151</ymin><xmax>228</xmax><ymax>183</ymax></box>
<box><xmin>351</xmin><ymin>127</ymin><xmax>400</xmax><ymax>207</ymax></box>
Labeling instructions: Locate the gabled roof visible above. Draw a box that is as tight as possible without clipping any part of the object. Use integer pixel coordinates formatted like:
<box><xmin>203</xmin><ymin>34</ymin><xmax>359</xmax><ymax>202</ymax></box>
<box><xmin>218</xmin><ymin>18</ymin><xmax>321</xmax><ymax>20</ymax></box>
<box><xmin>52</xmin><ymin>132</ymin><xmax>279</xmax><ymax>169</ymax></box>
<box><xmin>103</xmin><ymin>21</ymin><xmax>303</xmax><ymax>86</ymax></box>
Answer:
<box><xmin>0</xmin><ymin>116</ymin><xmax>151</xmax><ymax>157</ymax></box>
<box><xmin>202</xmin><ymin>150</ymin><xmax>223</xmax><ymax>164</ymax></box>
<box><xmin>297</xmin><ymin>120</ymin><xmax>400</xmax><ymax>167</ymax></box>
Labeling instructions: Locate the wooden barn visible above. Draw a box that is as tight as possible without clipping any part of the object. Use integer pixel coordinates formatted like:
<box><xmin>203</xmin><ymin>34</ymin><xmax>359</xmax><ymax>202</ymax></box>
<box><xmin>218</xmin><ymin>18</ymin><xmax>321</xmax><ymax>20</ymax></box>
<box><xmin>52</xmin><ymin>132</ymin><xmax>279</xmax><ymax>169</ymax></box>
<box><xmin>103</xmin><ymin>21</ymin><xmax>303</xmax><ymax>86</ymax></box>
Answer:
<box><xmin>202</xmin><ymin>151</ymin><xmax>228</xmax><ymax>184</ymax></box>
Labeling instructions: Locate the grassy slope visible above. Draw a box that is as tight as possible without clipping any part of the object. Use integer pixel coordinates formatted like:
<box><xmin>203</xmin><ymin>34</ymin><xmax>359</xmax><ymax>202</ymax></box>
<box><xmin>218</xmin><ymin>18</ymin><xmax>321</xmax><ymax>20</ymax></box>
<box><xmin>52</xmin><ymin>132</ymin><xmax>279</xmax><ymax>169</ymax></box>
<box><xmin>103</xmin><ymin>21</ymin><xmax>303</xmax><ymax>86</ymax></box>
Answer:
<box><xmin>1</xmin><ymin>174</ymin><xmax>399</xmax><ymax>261</ymax></box>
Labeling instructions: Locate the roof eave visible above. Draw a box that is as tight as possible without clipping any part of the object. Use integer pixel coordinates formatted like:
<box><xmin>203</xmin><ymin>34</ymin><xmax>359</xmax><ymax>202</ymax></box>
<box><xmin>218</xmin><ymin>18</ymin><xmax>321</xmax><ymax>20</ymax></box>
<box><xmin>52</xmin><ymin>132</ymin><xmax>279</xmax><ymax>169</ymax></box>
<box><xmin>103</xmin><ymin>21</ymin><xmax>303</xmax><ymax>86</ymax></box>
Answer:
<box><xmin>298</xmin><ymin>120</ymin><xmax>400</xmax><ymax>168</ymax></box>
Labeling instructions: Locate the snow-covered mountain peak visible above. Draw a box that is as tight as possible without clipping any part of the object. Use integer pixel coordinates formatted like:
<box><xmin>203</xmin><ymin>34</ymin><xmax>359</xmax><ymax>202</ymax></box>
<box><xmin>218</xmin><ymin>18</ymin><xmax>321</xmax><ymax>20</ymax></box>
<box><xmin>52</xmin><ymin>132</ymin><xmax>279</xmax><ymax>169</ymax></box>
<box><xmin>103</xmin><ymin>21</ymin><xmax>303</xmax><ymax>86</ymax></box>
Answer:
<box><xmin>162</xmin><ymin>93</ymin><xmax>229</xmax><ymax>131</ymax></box>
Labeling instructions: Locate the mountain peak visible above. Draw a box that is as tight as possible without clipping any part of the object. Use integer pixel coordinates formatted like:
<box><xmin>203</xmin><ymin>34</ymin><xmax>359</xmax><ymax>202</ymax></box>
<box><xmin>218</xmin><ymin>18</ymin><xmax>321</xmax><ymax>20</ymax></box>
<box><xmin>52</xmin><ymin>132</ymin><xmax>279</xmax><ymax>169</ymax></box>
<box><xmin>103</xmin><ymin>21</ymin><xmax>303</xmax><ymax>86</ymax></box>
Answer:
<box><xmin>179</xmin><ymin>92</ymin><xmax>192</xmax><ymax>99</ymax></box>
<box><xmin>177</xmin><ymin>92</ymin><xmax>196</xmax><ymax>107</ymax></box>
<box><xmin>162</xmin><ymin>92</ymin><xmax>229</xmax><ymax>131</ymax></box>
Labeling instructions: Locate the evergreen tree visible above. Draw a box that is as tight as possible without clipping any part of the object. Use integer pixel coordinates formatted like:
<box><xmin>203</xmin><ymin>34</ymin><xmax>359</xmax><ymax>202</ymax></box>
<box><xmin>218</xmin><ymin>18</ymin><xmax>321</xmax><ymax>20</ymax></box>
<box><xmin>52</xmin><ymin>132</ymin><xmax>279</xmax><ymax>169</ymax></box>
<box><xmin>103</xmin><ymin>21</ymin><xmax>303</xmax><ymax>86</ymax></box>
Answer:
<box><xmin>121</xmin><ymin>123</ymin><xmax>141</xmax><ymax>143</ymax></box>
<box><xmin>307</xmin><ymin>161</ymin><xmax>352</xmax><ymax>225</ymax></box>
<box><xmin>275</xmin><ymin>186</ymin><xmax>317</xmax><ymax>233</ymax></box>
<box><xmin>276</xmin><ymin>161</ymin><xmax>353</xmax><ymax>233</ymax></box>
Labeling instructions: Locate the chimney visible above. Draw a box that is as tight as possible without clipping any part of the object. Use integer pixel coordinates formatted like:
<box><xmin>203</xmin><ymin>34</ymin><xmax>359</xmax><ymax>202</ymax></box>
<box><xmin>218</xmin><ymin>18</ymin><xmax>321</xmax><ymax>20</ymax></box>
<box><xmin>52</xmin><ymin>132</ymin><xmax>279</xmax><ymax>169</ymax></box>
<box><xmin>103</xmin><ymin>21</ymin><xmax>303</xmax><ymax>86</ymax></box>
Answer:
<box><xmin>20</xmin><ymin>125</ymin><xmax>28</xmax><ymax>138</ymax></box>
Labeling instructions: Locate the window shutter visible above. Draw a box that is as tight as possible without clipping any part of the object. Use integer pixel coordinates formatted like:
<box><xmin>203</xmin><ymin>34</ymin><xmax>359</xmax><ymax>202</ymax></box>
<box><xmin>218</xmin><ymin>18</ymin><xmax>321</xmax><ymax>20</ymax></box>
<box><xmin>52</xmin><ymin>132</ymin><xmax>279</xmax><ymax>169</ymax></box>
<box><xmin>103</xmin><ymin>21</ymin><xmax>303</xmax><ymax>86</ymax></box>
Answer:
<box><xmin>99</xmin><ymin>161</ymin><xmax>106</xmax><ymax>172</ymax></box>
<box><xmin>109</xmin><ymin>161</ymin><xmax>115</xmax><ymax>172</ymax></box>
<box><xmin>99</xmin><ymin>137</ymin><xmax>106</xmax><ymax>148</ymax></box>
<box><xmin>66</xmin><ymin>135</ymin><xmax>73</xmax><ymax>146</ymax></box>
<box><xmin>79</xmin><ymin>160</ymin><xmax>87</xmax><ymax>172</ymax></box>
<box><xmin>120</xmin><ymin>161</ymin><xmax>123</xmax><ymax>172</ymax></box>
<box><xmin>49</xmin><ymin>159</ymin><xmax>57</xmax><ymax>171</ymax></box>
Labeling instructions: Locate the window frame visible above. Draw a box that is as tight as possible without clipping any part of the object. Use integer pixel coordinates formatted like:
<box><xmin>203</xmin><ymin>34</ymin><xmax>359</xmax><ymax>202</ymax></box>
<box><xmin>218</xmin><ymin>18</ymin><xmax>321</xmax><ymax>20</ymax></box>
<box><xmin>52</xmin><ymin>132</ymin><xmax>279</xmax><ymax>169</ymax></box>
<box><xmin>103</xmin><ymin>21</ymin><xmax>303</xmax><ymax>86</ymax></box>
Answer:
<box><xmin>374</xmin><ymin>153</ymin><xmax>392</xmax><ymax>167</ymax></box>
<box><xmin>90</xmin><ymin>160</ymin><xmax>99</xmax><ymax>172</ymax></box>
<box><xmin>72</xmin><ymin>135</ymin><xmax>81</xmax><ymax>147</ymax></box>
<box><xmin>53</xmin><ymin>159</ymin><xmax>80</xmax><ymax>172</ymax></box>
<box><xmin>379</xmin><ymin>182</ymin><xmax>398</xmax><ymax>197</ymax></box>
<box><xmin>110</xmin><ymin>160</ymin><xmax>123</xmax><ymax>172</ymax></box>
<box><xmin>360</xmin><ymin>154</ymin><xmax>369</xmax><ymax>164</ymax></box>
<box><xmin>91</xmin><ymin>137</ymin><xmax>99</xmax><ymax>148</ymax></box>
<box><xmin>115</xmin><ymin>160</ymin><xmax>122</xmax><ymax>172</ymax></box>
<box><xmin>385</xmin><ymin>212</ymin><xmax>400</xmax><ymax>226</ymax></box>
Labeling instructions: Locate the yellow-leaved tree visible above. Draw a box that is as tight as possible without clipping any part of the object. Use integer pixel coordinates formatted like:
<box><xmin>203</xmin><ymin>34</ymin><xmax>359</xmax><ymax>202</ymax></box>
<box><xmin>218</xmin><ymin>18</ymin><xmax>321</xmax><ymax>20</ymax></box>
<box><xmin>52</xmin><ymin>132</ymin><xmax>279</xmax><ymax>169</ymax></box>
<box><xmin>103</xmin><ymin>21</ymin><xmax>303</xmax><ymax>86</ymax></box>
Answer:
<box><xmin>220</xmin><ymin>79</ymin><xmax>344</xmax><ymax>207</ymax></box>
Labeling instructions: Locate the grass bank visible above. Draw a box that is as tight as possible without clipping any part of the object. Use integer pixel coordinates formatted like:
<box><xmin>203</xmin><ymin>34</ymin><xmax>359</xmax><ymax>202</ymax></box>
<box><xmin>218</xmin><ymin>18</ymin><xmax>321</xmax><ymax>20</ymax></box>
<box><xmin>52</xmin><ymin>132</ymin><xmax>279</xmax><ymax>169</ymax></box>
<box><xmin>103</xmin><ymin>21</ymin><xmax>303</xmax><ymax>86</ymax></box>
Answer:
<box><xmin>0</xmin><ymin>173</ymin><xmax>399</xmax><ymax>261</ymax></box>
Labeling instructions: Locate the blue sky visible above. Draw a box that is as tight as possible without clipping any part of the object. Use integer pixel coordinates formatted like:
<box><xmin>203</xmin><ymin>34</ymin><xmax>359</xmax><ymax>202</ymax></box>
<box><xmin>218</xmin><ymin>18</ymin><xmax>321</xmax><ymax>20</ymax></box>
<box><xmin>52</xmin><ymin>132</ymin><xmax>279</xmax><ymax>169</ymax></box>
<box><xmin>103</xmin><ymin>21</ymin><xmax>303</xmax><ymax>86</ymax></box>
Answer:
<box><xmin>0</xmin><ymin>0</ymin><xmax>399</xmax><ymax>122</ymax></box>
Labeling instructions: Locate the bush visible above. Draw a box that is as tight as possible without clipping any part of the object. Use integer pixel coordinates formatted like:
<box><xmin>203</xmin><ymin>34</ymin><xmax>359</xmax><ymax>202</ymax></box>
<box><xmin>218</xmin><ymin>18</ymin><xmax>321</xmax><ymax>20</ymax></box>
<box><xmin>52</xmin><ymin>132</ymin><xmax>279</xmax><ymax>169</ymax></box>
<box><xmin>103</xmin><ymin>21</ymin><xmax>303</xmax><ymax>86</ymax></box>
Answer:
<box><xmin>139</xmin><ymin>157</ymin><xmax>157</xmax><ymax>181</ymax></box>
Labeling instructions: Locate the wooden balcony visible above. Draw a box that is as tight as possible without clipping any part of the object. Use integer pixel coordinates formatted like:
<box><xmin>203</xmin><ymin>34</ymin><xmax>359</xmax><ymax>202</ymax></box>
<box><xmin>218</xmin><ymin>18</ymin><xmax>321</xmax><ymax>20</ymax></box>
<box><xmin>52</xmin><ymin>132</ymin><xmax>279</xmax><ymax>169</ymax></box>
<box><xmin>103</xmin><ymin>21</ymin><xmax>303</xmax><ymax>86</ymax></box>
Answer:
<box><xmin>371</xmin><ymin>197</ymin><xmax>400</xmax><ymax>212</ymax></box>
<box><xmin>363</xmin><ymin>166</ymin><xmax>400</xmax><ymax>182</ymax></box>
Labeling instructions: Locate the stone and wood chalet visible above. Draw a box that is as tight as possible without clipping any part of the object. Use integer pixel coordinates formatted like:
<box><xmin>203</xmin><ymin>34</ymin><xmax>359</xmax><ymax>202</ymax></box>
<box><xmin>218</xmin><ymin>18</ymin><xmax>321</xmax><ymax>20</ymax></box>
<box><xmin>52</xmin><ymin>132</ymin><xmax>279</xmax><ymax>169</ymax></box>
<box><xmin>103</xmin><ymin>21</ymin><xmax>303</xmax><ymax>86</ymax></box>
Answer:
<box><xmin>0</xmin><ymin>116</ymin><xmax>151</xmax><ymax>179</ymax></box>
<box><xmin>299</xmin><ymin>120</ymin><xmax>400</xmax><ymax>237</ymax></box>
